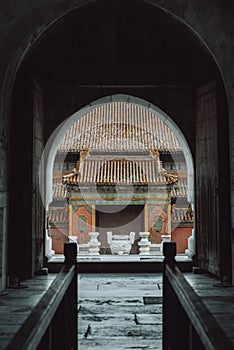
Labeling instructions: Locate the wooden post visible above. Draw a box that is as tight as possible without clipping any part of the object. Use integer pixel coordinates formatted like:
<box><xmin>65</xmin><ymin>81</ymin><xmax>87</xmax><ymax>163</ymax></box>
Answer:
<box><xmin>144</xmin><ymin>204</ymin><xmax>148</xmax><ymax>231</ymax></box>
<box><xmin>163</xmin><ymin>242</ymin><xmax>176</xmax><ymax>350</ymax></box>
<box><xmin>167</xmin><ymin>202</ymin><xmax>171</xmax><ymax>235</ymax></box>
<box><xmin>64</xmin><ymin>242</ymin><xmax>77</xmax><ymax>350</ymax></box>
<box><xmin>163</xmin><ymin>241</ymin><xmax>176</xmax><ymax>269</ymax></box>
<box><xmin>69</xmin><ymin>204</ymin><xmax>73</xmax><ymax>236</ymax></box>
<box><xmin>64</xmin><ymin>242</ymin><xmax>77</xmax><ymax>270</ymax></box>
<box><xmin>92</xmin><ymin>204</ymin><xmax>96</xmax><ymax>231</ymax></box>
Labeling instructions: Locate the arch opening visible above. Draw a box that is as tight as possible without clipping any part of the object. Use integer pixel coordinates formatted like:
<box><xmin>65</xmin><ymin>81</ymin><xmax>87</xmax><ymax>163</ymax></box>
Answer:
<box><xmin>41</xmin><ymin>94</ymin><xmax>195</xmax><ymax>260</ymax></box>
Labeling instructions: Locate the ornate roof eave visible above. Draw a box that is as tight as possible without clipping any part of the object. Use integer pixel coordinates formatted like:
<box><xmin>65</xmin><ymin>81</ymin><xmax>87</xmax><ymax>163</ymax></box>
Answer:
<box><xmin>171</xmin><ymin>205</ymin><xmax>194</xmax><ymax>223</ymax></box>
<box><xmin>63</xmin><ymin>175</ymin><xmax>178</xmax><ymax>189</ymax></box>
<box><xmin>62</xmin><ymin>149</ymin><xmax>178</xmax><ymax>189</ymax></box>
<box><xmin>48</xmin><ymin>206</ymin><xmax>69</xmax><ymax>225</ymax></box>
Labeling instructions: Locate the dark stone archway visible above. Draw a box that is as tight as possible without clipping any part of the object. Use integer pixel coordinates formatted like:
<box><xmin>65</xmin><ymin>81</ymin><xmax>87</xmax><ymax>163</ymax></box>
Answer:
<box><xmin>0</xmin><ymin>0</ymin><xmax>233</xmax><ymax>285</ymax></box>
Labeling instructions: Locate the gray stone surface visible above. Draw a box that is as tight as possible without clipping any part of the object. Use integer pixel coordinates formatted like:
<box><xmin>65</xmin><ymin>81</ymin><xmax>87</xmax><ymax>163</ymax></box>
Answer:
<box><xmin>185</xmin><ymin>273</ymin><xmax>234</xmax><ymax>346</ymax></box>
<box><xmin>0</xmin><ymin>271</ymin><xmax>233</xmax><ymax>349</ymax></box>
<box><xmin>78</xmin><ymin>273</ymin><xmax>163</xmax><ymax>350</ymax></box>
<box><xmin>0</xmin><ymin>274</ymin><xmax>56</xmax><ymax>350</ymax></box>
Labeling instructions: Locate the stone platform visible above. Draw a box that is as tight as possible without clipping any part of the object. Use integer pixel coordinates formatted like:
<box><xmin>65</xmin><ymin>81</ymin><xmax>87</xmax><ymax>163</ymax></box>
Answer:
<box><xmin>47</xmin><ymin>254</ymin><xmax>193</xmax><ymax>273</ymax></box>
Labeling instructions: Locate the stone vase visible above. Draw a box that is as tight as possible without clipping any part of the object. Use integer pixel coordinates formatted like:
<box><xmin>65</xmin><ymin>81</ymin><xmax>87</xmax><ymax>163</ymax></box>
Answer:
<box><xmin>138</xmin><ymin>231</ymin><xmax>151</xmax><ymax>255</ymax></box>
<box><xmin>88</xmin><ymin>232</ymin><xmax>101</xmax><ymax>255</ymax></box>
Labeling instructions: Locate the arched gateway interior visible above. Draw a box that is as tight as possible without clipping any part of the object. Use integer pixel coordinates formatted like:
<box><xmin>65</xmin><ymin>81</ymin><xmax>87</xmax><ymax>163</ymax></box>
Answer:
<box><xmin>45</xmin><ymin>97</ymin><xmax>194</xmax><ymax>260</ymax></box>
<box><xmin>7</xmin><ymin>0</ymin><xmax>231</xmax><ymax>282</ymax></box>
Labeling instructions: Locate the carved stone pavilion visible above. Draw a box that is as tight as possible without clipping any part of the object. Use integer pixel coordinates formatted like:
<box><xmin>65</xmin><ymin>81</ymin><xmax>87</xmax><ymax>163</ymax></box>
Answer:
<box><xmin>48</xmin><ymin>102</ymin><xmax>194</xmax><ymax>254</ymax></box>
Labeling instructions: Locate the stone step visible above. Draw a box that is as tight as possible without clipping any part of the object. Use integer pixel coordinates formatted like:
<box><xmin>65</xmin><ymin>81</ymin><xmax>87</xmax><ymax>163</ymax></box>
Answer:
<box><xmin>78</xmin><ymin>338</ymin><xmax>162</xmax><ymax>350</ymax></box>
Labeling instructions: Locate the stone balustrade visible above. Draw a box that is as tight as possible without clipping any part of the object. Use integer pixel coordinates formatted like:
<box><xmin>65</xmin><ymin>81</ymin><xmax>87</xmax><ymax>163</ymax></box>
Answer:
<box><xmin>67</xmin><ymin>232</ymin><xmax>170</xmax><ymax>256</ymax></box>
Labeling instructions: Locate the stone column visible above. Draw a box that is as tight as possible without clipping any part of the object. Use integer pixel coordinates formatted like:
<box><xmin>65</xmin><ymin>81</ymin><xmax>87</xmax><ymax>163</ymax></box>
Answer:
<box><xmin>89</xmin><ymin>232</ymin><xmax>101</xmax><ymax>255</ymax></box>
<box><xmin>138</xmin><ymin>231</ymin><xmax>151</xmax><ymax>255</ymax></box>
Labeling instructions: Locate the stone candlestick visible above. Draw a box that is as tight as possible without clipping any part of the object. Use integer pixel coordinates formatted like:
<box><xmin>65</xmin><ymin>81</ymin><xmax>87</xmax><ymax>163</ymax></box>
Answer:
<box><xmin>88</xmin><ymin>232</ymin><xmax>101</xmax><ymax>255</ymax></box>
<box><xmin>138</xmin><ymin>231</ymin><xmax>151</xmax><ymax>255</ymax></box>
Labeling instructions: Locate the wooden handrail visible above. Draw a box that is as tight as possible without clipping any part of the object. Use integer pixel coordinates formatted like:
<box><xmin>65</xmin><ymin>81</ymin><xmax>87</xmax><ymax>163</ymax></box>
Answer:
<box><xmin>6</xmin><ymin>242</ymin><xmax>77</xmax><ymax>350</ymax></box>
<box><xmin>163</xmin><ymin>242</ymin><xmax>233</xmax><ymax>350</ymax></box>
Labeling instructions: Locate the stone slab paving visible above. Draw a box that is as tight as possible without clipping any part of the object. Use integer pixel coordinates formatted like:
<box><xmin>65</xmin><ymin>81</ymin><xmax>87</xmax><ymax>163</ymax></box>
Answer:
<box><xmin>185</xmin><ymin>273</ymin><xmax>234</xmax><ymax>345</ymax></box>
<box><xmin>78</xmin><ymin>273</ymin><xmax>163</xmax><ymax>350</ymax></box>
<box><xmin>1</xmin><ymin>270</ymin><xmax>232</xmax><ymax>349</ymax></box>
<box><xmin>0</xmin><ymin>274</ymin><xmax>56</xmax><ymax>350</ymax></box>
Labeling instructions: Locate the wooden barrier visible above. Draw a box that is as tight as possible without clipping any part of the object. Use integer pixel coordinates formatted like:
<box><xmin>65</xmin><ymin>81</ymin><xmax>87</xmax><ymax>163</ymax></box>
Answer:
<box><xmin>163</xmin><ymin>242</ymin><xmax>233</xmax><ymax>350</ymax></box>
<box><xmin>6</xmin><ymin>242</ymin><xmax>77</xmax><ymax>350</ymax></box>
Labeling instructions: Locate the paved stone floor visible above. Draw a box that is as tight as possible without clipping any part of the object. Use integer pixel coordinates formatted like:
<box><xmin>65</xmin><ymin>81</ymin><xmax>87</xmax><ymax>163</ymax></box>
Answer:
<box><xmin>78</xmin><ymin>273</ymin><xmax>163</xmax><ymax>350</ymax></box>
<box><xmin>1</xmin><ymin>271</ymin><xmax>233</xmax><ymax>349</ymax></box>
<box><xmin>0</xmin><ymin>274</ymin><xmax>57</xmax><ymax>350</ymax></box>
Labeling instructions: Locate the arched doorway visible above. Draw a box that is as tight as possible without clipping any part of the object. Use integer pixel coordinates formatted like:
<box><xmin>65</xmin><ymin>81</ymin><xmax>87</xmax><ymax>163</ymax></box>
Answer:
<box><xmin>3</xmin><ymin>0</ymin><xmax>231</xmax><ymax>284</ymax></box>
<box><xmin>41</xmin><ymin>94</ymin><xmax>195</xmax><ymax>259</ymax></box>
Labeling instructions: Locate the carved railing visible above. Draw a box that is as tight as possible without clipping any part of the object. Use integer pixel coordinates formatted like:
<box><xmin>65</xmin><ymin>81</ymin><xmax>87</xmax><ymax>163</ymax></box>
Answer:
<box><xmin>163</xmin><ymin>242</ymin><xmax>233</xmax><ymax>350</ymax></box>
<box><xmin>6</xmin><ymin>242</ymin><xmax>77</xmax><ymax>350</ymax></box>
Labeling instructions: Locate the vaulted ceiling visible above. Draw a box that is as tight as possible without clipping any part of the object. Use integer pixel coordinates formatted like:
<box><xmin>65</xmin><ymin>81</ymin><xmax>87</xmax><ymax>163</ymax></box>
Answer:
<box><xmin>24</xmin><ymin>0</ymin><xmax>216</xmax><ymax>86</ymax></box>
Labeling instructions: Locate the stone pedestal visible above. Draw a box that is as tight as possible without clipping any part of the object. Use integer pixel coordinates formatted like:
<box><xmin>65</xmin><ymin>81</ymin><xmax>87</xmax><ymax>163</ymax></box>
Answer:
<box><xmin>150</xmin><ymin>243</ymin><xmax>162</xmax><ymax>255</ymax></box>
<box><xmin>89</xmin><ymin>232</ymin><xmax>101</xmax><ymax>255</ymax></box>
<box><xmin>78</xmin><ymin>244</ymin><xmax>90</xmax><ymax>255</ymax></box>
<box><xmin>138</xmin><ymin>232</ymin><xmax>151</xmax><ymax>255</ymax></box>
<box><xmin>185</xmin><ymin>228</ymin><xmax>195</xmax><ymax>258</ymax></box>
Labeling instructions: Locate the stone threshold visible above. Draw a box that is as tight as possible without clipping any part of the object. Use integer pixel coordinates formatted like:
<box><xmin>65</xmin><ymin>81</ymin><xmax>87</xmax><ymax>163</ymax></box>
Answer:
<box><xmin>47</xmin><ymin>254</ymin><xmax>193</xmax><ymax>273</ymax></box>
<box><xmin>48</xmin><ymin>253</ymin><xmax>192</xmax><ymax>263</ymax></box>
